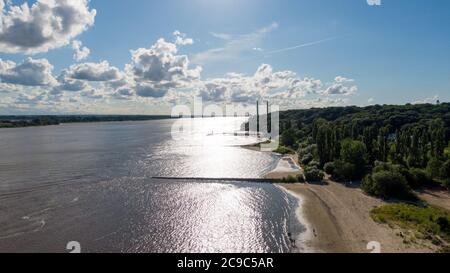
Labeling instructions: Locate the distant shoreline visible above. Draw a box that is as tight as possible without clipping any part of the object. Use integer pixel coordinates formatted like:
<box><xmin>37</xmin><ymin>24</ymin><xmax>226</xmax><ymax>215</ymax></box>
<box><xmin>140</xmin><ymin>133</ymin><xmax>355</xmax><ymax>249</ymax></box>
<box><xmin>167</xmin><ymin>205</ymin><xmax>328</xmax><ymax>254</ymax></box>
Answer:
<box><xmin>0</xmin><ymin>115</ymin><xmax>177</xmax><ymax>129</ymax></box>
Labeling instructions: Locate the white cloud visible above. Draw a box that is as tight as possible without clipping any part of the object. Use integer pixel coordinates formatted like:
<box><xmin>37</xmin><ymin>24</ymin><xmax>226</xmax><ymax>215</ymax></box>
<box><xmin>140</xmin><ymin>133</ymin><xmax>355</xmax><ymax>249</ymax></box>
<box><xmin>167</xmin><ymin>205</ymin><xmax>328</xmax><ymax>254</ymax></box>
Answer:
<box><xmin>197</xmin><ymin>64</ymin><xmax>355</xmax><ymax>104</ymax></box>
<box><xmin>63</xmin><ymin>61</ymin><xmax>122</xmax><ymax>82</ymax></box>
<box><xmin>80</xmin><ymin>89</ymin><xmax>103</xmax><ymax>100</ymax></box>
<box><xmin>0</xmin><ymin>27</ymin><xmax>358</xmax><ymax>113</ymax></box>
<box><xmin>323</xmin><ymin>83</ymin><xmax>357</xmax><ymax>96</ymax></box>
<box><xmin>127</xmin><ymin>38</ymin><xmax>202</xmax><ymax>98</ymax></box>
<box><xmin>193</xmin><ymin>22</ymin><xmax>279</xmax><ymax>64</ymax></box>
<box><xmin>0</xmin><ymin>57</ymin><xmax>57</xmax><ymax>86</ymax></box>
<box><xmin>135</xmin><ymin>84</ymin><xmax>168</xmax><ymax>98</ymax></box>
<box><xmin>173</xmin><ymin>30</ymin><xmax>193</xmax><ymax>46</ymax></box>
<box><xmin>54</xmin><ymin>76</ymin><xmax>89</xmax><ymax>92</ymax></box>
<box><xmin>320</xmin><ymin>77</ymin><xmax>357</xmax><ymax>96</ymax></box>
<box><xmin>72</xmin><ymin>40</ymin><xmax>90</xmax><ymax>61</ymax></box>
<box><xmin>0</xmin><ymin>0</ymin><xmax>96</xmax><ymax>54</ymax></box>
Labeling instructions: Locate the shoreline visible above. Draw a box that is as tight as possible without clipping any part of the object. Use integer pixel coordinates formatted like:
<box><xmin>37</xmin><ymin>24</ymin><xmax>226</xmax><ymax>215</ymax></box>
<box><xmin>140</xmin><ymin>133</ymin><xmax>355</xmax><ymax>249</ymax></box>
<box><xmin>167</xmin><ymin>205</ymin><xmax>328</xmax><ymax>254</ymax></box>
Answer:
<box><xmin>278</xmin><ymin>181</ymin><xmax>439</xmax><ymax>253</ymax></box>
<box><xmin>245</xmin><ymin>142</ymin><xmax>437</xmax><ymax>253</ymax></box>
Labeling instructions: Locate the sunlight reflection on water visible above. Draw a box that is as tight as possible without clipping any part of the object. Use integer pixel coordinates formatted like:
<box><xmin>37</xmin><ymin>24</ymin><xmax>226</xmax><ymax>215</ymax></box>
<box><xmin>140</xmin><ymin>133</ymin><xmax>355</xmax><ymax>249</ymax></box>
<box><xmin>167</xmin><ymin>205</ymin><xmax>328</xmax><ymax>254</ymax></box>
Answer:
<box><xmin>0</xmin><ymin>118</ymin><xmax>303</xmax><ymax>253</ymax></box>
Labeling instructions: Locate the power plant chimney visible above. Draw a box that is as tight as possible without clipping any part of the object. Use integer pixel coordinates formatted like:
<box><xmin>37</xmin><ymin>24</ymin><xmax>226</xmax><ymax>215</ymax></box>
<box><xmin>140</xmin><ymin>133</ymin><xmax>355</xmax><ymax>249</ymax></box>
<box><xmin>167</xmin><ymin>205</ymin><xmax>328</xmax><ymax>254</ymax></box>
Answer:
<box><xmin>256</xmin><ymin>101</ymin><xmax>260</xmax><ymax>135</ymax></box>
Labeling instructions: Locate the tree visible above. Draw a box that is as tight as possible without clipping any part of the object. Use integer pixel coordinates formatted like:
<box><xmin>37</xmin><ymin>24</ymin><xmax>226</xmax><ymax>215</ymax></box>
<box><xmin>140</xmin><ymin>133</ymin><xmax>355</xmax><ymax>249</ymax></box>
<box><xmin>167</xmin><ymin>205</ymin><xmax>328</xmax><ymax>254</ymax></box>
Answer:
<box><xmin>427</xmin><ymin>158</ymin><xmax>443</xmax><ymax>179</ymax></box>
<box><xmin>340</xmin><ymin>139</ymin><xmax>367</xmax><ymax>179</ymax></box>
<box><xmin>324</xmin><ymin>162</ymin><xmax>335</xmax><ymax>175</ymax></box>
<box><xmin>429</xmin><ymin>119</ymin><xmax>446</xmax><ymax>160</ymax></box>
<box><xmin>376</xmin><ymin>127</ymin><xmax>389</xmax><ymax>162</ymax></box>
<box><xmin>281</xmin><ymin>128</ymin><xmax>297</xmax><ymax>147</ymax></box>
<box><xmin>440</xmin><ymin>160</ymin><xmax>450</xmax><ymax>182</ymax></box>
<box><xmin>304</xmin><ymin>166</ymin><xmax>325</xmax><ymax>182</ymax></box>
<box><xmin>362</xmin><ymin>171</ymin><xmax>416</xmax><ymax>201</ymax></box>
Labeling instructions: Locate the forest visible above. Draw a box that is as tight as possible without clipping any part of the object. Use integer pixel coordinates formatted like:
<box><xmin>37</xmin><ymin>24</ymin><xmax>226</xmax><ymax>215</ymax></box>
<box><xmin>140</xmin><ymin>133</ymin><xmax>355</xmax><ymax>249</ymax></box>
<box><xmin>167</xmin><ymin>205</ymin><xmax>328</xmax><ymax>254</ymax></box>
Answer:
<box><xmin>277</xmin><ymin>103</ymin><xmax>450</xmax><ymax>200</ymax></box>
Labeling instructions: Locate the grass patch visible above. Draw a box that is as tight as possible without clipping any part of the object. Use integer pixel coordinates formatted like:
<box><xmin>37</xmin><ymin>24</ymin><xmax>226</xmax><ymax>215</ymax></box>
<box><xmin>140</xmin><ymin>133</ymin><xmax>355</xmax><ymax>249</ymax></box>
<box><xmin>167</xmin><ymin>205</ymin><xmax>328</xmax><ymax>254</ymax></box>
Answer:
<box><xmin>371</xmin><ymin>204</ymin><xmax>450</xmax><ymax>250</ymax></box>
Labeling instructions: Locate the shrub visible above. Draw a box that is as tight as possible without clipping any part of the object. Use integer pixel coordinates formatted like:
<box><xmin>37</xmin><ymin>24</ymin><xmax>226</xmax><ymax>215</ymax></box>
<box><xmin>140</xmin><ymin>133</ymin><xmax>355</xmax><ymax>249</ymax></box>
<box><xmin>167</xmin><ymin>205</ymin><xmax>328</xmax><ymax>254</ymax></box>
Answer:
<box><xmin>332</xmin><ymin>160</ymin><xmax>356</xmax><ymax>181</ymax></box>
<box><xmin>324</xmin><ymin>162</ymin><xmax>335</xmax><ymax>175</ymax></box>
<box><xmin>297</xmin><ymin>175</ymin><xmax>305</xmax><ymax>183</ymax></box>
<box><xmin>301</xmin><ymin>153</ymin><xmax>314</xmax><ymax>165</ymax></box>
<box><xmin>304</xmin><ymin>166</ymin><xmax>325</xmax><ymax>182</ymax></box>
<box><xmin>282</xmin><ymin>175</ymin><xmax>298</xmax><ymax>183</ymax></box>
<box><xmin>308</xmin><ymin>160</ymin><xmax>320</xmax><ymax>168</ymax></box>
<box><xmin>362</xmin><ymin>170</ymin><xmax>417</xmax><ymax>201</ymax></box>
<box><xmin>443</xmin><ymin>179</ymin><xmax>450</xmax><ymax>191</ymax></box>
<box><xmin>404</xmin><ymin>168</ymin><xmax>432</xmax><ymax>189</ymax></box>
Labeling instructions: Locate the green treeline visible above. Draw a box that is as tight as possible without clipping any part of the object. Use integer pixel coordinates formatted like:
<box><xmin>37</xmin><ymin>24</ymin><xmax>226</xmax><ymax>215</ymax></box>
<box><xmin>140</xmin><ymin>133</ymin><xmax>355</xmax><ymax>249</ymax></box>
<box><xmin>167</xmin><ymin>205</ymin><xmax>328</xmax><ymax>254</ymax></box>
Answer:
<box><xmin>278</xmin><ymin>103</ymin><xmax>450</xmax><ymax>200</ymax></box>
<box><xmin>0</xmin><ymin>115</ymin><xmax>173</xmax><ymax>128</ymax></box>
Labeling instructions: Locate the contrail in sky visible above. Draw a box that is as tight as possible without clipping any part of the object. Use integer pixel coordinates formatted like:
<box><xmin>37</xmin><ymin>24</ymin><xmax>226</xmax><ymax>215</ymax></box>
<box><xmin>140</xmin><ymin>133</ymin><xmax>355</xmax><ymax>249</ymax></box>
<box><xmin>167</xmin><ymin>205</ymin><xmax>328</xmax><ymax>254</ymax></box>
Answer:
<box><xmin>264</xmin><ymin>37</ymin><xmax>336</xmax><ymax>55</ymax></box>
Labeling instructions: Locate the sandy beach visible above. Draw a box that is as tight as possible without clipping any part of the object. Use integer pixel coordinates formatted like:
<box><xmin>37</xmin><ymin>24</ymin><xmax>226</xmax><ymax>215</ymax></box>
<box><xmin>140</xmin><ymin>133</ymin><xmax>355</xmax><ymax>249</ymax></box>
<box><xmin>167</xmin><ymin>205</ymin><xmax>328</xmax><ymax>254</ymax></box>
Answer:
<box><xmin>279</xmin><ymin>181</ymin><xmax>440</xmax><ymax>253</ymax></box>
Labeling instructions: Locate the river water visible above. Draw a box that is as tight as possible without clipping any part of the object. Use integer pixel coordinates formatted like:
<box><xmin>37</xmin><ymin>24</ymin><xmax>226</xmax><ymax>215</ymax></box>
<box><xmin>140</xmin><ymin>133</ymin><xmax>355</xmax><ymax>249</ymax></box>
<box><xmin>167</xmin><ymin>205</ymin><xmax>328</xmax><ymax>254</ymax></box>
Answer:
<box><xmin>0</xmin><ymin>118</ymin><xmax>305</xmax><ymax>253</ymax></box>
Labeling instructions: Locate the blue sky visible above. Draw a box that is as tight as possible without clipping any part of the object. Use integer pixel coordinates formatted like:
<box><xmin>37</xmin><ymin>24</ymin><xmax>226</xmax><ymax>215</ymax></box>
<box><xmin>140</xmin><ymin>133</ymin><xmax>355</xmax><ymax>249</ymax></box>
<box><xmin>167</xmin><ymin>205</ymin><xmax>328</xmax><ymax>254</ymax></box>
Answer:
<box><xmin>0</xmin><ymin>0</ymin><xmax>449</xmax><ymax>114</ymax></box>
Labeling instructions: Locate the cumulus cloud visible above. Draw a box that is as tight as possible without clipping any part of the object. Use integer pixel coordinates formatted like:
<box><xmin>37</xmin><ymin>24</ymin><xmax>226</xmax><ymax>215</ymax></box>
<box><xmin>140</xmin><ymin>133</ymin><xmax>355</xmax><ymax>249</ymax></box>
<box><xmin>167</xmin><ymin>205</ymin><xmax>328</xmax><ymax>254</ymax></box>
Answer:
<box><xmin>135</xmin><ymin>84</ymin><xmax>168</xmax><ymax>98</ymax></box>
<box><xmin>112</xmin><ymin>87</ymin><xmax>135</xmax><ymax>100</ymax></box>
<box><xmin>199</xmin><ymin>64</ymin><xmax>321</xmax><ymax>104</ymax></box>
<box><xmin>0</xmin><ymin>26</ymin><xmax>358</xmax><ymax>113</ymax></box>
<box><xmin>0</xmin><ymin>0</ymin><xmax>96</xmax><ymax>54</ymax></box>
<box><xmin>80</xmin><ymin>89</ymin><xmax>103</xmax><ymax>99</ymax></box>
<box><xmin>54</xmin><ymin>75</ymin><xmax>89</xmax><ymax>92</ymax></box>
<box><xmin>323</xmin><ymin>84</ymin><xmax>356</xmax><ymax>95</ymax></box>
<box><xmin>63</xmin><ymin>61</ymin><xmax>122</xmax><ymax>82</ymax></box>
<box><xmin>127</xmin><ymin>38</ymin><xmax>202</xmax><ymax>98</ymax></box>
<box><xmin>197</xmin><ymin>64</ymin><xmax>357</xmax><ymax>105</ymax></box>
<box><xmin>0</xmin><ymin>57</ymin><xmax>57</xmax><ymax>86</ymax></box>
<box><xmin>321</xmin><ymin>77</ymin><xmax>357</xmax><ymax>96</ymax></box>
<box><xmin>72</xmin><ymin>40</ymin><xmax>90</xmax><ymax>61</ymax></box>
<box><xmin>173</xmin><ymin>31</ymin><xmax>193</xmax><ymax>46</ymax></box>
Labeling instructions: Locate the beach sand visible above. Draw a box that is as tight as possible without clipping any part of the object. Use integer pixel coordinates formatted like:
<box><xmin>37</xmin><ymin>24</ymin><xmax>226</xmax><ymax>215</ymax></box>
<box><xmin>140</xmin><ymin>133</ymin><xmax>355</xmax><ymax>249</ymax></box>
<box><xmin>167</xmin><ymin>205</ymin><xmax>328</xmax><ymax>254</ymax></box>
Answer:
<box><xmin>279</xmin><ymin>181</ymin><xmax>437</xmax><ymax>253</ymax></box>
<box><xmin>265</xmin><ymin>154</ymin><xmax>302</xmax><ymax>180</ymax></box>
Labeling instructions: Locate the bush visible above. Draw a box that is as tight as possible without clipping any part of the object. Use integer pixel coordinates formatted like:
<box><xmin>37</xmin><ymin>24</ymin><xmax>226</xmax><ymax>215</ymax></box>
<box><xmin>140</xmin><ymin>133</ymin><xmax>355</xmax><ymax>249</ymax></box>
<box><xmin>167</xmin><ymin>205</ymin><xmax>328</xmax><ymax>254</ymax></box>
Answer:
<box><xmin>282</xmin><ymin>175</ymin><xmax>298</xmax><ymax>183</ymax></box>
<box><xmin>443</xmin><ymin>180</ymin><xmax>450</xmax><ymax>191</ymax></box>
<box><xmin>301</xmin><ymin>153</ymin><xmax>314</xmax><ymax>165</ymax></box>
<box><xmin>324</xmin><ymin>162</ymin><xmax>335</xmax><ymax>175</ymax></box>
<box><xmin>304</xmin><ymin>166</ymin><xmax>325</xmax><ymax>182</ymax></box>
<box><xmin>297</xmin><ymin>175</ymin><xmax>305</xmax><ymax>183</ymax></box>
<box><xmin>404</xmin><ymin>168</ymin><xmax>432</xmax><ymax>189</ymax></box>
<box><xmin>362</xmin><ymin>170</ymin><xmax>417</xmax><ymax>201</ymax></box>
<box><xmin>332</xmin><ymin>160</ymin><xmax>356</xmax><ymax>181</ymax></box>
<box><xmin>308</xmin><ymin>160</ymin><xmax>320</xmax><ymax>168</ymax></box>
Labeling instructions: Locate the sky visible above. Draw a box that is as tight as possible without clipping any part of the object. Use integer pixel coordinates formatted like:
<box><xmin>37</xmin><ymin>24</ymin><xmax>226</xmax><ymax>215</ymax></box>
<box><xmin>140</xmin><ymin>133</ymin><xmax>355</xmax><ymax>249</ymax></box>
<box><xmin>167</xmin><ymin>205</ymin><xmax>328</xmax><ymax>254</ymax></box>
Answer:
<box><xmin>0</xmin><ymin>0</ymin><xmax>449</xmax><ymax>115</ymax></box>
